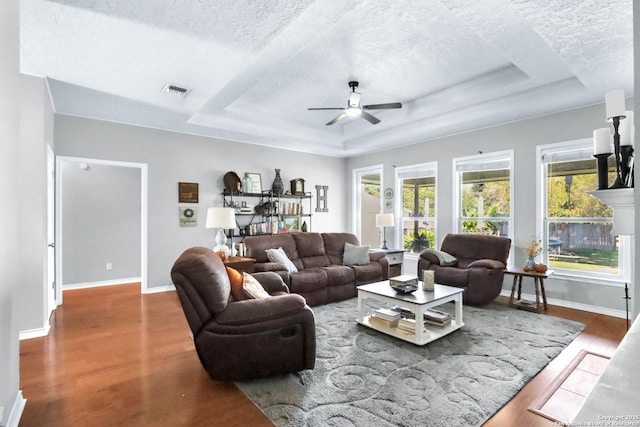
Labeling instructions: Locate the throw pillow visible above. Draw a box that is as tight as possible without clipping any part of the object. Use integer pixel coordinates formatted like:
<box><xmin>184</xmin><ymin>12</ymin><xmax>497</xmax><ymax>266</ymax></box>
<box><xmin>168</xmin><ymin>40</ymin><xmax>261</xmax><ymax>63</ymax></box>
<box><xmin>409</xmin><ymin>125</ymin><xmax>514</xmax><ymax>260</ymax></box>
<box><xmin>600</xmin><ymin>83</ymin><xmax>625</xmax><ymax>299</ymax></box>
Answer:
<box><xmin>226</xmin><ymin>267</ymin><xmax>246</xmax><ymax>301</ymax></box>
<box><xmin>265</xmin><ymin>247</ymin><xmax>298</xmax><ymax>273</ymax></box>
<box><xmin>422</xmin><ymin>249</ymin><xmax>457</xmax><ymax>266</ymax></box>
<box><xmin>343</xmin><ymin>242</ymin><xmax>371</xmax><ymax>266</ymax></box>
<box><xmin>242</xmin><ymin>272</ymin><xmax>271</xmax><ymax>299</ymax></box>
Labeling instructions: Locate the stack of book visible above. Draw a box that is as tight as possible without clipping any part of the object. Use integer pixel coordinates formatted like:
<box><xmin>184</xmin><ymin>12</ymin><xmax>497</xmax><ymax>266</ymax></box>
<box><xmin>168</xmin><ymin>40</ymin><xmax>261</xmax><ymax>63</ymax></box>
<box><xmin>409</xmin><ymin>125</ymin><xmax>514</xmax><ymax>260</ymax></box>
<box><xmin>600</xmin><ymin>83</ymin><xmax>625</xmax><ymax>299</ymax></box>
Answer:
<box><xmin>397</xmin><ymin>318</ymin><xmax>429</xmax><ymax>336</ymax></box>
<box><xmin>369</xmin><ymin>308</ymin><xmax>401</xmax><ymax>328</ymax></box>
<box><xmin>424</xmin><ymin>308</ymin><xmax>452</xmax><ymax>327</ymax></box>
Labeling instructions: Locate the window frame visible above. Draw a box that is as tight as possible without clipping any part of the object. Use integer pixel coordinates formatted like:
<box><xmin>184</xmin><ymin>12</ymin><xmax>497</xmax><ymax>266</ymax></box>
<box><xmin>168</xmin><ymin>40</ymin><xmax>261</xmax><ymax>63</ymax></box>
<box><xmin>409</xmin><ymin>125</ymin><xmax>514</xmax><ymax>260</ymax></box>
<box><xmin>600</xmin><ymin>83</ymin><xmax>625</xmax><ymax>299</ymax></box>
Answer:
<box><xmin>395</xmin><ymin>161</ymin><xmax>438</xmax><ymax>257</ymax></box>
<box><xmin>452</xmin><ymin>150</ymin><xmax>514</xmax><ymax>239</ymax></box>
<box><xmin>536</xmin><ymin>138</ymin><xmax>628</xmax><ymax>285</ymax></box>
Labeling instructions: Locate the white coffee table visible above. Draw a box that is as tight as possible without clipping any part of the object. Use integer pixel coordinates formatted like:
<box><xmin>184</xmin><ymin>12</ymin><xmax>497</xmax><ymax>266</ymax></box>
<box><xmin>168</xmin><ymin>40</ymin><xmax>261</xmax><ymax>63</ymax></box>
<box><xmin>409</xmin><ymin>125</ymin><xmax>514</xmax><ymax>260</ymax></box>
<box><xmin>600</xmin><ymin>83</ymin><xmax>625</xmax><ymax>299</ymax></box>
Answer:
<box><xmin>356</xmin><ymin>281</ymin><xmax>464</xmax><ymax>346</ymax></box>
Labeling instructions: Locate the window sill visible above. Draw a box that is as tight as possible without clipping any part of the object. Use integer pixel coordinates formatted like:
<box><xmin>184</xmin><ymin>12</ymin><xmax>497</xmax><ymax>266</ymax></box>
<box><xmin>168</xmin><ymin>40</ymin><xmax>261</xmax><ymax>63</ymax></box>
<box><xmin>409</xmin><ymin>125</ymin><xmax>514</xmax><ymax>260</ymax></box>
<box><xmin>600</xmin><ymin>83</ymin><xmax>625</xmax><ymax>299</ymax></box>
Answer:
<box><xmin>548</xmin><ymin>270</ymin><xmax>626</xmax><ymax>287</ymax></box>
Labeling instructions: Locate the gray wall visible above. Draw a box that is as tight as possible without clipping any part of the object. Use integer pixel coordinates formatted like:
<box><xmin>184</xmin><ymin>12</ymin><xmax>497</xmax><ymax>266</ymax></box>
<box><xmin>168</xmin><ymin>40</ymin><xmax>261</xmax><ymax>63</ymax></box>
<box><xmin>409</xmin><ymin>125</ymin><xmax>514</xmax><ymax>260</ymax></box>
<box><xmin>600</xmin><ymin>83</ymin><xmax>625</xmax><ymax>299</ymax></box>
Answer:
<box><xmin>61</xmin><ymin>162</ymin><xmax>141</xmax><ymax>285</ymax></box>
<box><xmin>0</xmin><ymin>0</ymin><xmax>21</xmax><ymax>423</ymax></box>
<box><xmin>54</xmin><ymin>116</ymin><xmax>346</xmax><ymax>290</ymax></box>
<box><xmin>346</xmin><ymin>101</ymin><xmax>634</xmax><ymax>316</ymax></box>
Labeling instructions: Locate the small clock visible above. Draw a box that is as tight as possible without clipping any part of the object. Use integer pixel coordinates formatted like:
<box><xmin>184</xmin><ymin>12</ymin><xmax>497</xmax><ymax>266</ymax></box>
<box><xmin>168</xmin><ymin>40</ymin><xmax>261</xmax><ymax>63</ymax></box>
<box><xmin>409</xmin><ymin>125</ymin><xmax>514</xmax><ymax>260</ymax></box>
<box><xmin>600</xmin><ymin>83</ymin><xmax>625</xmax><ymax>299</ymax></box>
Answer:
<box><xmin>290</xmin><ymin>178</ymin><xmax>305</xmax><ymax>195</ymax></box>
<box><xmin>384</xmin><ymin>188</ymin><xmax>394</xmax><ymax>199</ymax></box>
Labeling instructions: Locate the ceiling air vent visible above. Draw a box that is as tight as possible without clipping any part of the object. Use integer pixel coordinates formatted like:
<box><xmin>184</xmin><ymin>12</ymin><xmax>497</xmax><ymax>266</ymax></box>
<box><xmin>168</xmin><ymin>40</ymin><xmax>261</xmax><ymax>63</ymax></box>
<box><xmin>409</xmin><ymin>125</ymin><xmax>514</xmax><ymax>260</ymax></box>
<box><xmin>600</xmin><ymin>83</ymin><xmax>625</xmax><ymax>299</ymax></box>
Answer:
<box><xmin>161</xmin><ymin>83</ymin><xmax>190</xmax><ymax>97</ymax></box>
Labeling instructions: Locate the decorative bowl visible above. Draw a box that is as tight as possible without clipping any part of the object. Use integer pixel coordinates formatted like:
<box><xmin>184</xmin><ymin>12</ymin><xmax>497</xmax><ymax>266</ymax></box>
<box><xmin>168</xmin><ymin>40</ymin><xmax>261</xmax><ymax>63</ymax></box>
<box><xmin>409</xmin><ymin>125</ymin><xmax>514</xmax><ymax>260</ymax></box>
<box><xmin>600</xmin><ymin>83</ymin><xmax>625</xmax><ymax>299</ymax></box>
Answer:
<box><xmin>391</xmin><ymin>283</ymin><xmax>418</xmax><ymax>294</ymax></box>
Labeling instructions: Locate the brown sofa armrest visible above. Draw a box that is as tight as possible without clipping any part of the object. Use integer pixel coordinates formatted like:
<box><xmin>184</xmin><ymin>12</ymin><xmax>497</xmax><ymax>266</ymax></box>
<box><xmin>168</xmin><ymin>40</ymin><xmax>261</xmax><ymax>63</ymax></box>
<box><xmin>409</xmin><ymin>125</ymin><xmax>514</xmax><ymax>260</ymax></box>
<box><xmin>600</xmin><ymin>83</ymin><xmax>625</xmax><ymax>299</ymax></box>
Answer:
<box><xmin>368</xmin><ymin>252</ymin><xmax>386</xmax><ymax>262</ymax></box>
<box><xmin>253</xmin><ymin>271</ymin><xmax>289</xmax><ymax>294</ymax></box>
<box><xmin>468</xmin><ymin>259</ymin><xmax>505</xmax><ymax>269</ymax></box>
<box><xmin>419</xmin><ymin>251</ymin><xmax>442</xmax><ymax>265</ymax></box>
<box><xmin>215</xmin><ymin>294</ymin><xmax>308</xmax><ymax>326</ymax></box>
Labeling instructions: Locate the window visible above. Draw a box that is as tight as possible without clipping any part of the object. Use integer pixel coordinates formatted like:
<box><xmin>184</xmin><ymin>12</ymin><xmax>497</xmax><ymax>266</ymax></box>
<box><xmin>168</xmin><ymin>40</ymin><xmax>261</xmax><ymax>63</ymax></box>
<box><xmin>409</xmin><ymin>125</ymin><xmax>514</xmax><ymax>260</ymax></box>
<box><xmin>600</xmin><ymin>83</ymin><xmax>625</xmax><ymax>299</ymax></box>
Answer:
<box><xmin>353</xmin><ymin>165</ymin><xmax>383</xmax><ymax>247</ymax></box>
<box><xmin>453</xmin><ymin>151</ymin><xmax>513</xmax><ymax>238</ymax></box>
<box><xmin>539</xmin><ymin>140</ymin><xmax>623</xmax><ymax>279</ymax></box>
<box><xmin>396</xmin><ymin>162</ymin><xmax>437</xmax><ymax>254</ymax></box>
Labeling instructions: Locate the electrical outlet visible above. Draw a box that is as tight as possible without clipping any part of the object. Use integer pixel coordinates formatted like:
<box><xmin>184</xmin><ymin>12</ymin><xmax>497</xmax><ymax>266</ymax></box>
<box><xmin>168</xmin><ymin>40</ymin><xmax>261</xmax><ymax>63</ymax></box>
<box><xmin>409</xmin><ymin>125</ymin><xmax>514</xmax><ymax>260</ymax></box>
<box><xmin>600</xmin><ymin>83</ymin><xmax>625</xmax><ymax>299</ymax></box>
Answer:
<box><xmin>106</xmin><ymin>263</ymin><xmax>112</xmax><ymax>270</ymax></box>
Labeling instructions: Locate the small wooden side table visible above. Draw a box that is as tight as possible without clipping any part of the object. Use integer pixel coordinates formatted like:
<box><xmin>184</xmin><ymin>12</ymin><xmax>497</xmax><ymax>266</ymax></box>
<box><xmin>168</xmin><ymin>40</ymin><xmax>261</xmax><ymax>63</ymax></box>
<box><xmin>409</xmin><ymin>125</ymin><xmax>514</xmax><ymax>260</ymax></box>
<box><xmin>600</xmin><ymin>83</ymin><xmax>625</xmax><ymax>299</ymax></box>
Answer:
<box><xmin>223</xmin><ymin>256</ymin><xmax>256</xmax><ymax>273</ymax></box>
<box><xmin>504</xmin><ymin>266</ymin><xmax>554</xmax><ymax>313</ymax></box>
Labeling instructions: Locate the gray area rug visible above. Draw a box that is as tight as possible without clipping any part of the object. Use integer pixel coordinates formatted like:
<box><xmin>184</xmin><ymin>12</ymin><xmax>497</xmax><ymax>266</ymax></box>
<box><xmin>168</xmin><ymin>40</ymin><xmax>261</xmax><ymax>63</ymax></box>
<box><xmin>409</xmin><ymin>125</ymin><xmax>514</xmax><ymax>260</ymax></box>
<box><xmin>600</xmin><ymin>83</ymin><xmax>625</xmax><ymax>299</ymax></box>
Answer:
<box><xmin>236</xmin><ymin>298</ymin><xmax>585</xmax><ymax>427</ymax></box>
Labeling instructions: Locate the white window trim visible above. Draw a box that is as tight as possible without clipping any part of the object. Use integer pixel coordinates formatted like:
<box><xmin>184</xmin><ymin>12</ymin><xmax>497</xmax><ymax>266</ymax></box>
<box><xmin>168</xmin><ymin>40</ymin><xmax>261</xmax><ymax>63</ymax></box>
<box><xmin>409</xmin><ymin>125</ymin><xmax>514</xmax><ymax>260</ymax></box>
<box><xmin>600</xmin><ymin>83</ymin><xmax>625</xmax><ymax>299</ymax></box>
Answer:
<box><xmin>536</xmin><ymin>138</ymin><xmax>628</xmax><ymax>285</ymax></box>
<box><xmin>395</xmin><ymin>162</ymin><xmax>438</xmax><ymax>255</ymax></box>
<box><xmin>352</xmin><ymin>164</ymin><xmax>384</xmax><ymax>242</ymax></box>
<box><xmin>452</xmin><ymin>150</ymin><xmax>514</xmax><ymax>239</ymax></box>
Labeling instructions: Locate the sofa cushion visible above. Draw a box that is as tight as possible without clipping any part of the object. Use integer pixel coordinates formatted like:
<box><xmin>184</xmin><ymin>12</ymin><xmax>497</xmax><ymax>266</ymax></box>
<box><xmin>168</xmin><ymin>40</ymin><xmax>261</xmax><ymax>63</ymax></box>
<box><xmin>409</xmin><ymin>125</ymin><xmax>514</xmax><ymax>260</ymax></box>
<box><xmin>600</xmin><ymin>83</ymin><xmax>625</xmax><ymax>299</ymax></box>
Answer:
<box><xmin>432</xmin><ymin>265</ymin><xmax>469</xmax><ymax>287</ymax></box>
<box><xmin>289</xmin><ymin>268</ymin><xmax>328</xmax><ymax>294</ymax></box>
<box><xmin>266</xmin><ymin>247</ymin><xmax>298</xmax><ymax>273</ymax></box>
<box><xmin>322</xmin><ymin>233</ymin><xmax>361</xmax><ymax>265</ymax></box>
<box><xmin>292</xmin><ymin>233</ymin><xmax>331</xmax><ymax>268</ymax></box>
<box><xmin>343</xmin><ymin>242</ymin><xmax>371</xmax><ymax>266</ymax></box>
<box><xmin>352</xmin><ymin>263</ymin><xmax>383</xmax><ymax>285</ymax></box>
<box><xmin>321</xmin><ymin>265</ymin><xmax>356</xmax><ymax>287</ymax></box>
<box><xmin>245</xmin><ymin>234</ymin><xmax>299</xmax><ymax>263</ymax></box>
<box><xmin>242</xmin><ymin>272</ymin><xmax>271</xmax><ymax>299</ymax></box>
<box><xmin>226</xmin><ymin>267</ymin><xmax>247</xmax><ymax>301</ymax></box>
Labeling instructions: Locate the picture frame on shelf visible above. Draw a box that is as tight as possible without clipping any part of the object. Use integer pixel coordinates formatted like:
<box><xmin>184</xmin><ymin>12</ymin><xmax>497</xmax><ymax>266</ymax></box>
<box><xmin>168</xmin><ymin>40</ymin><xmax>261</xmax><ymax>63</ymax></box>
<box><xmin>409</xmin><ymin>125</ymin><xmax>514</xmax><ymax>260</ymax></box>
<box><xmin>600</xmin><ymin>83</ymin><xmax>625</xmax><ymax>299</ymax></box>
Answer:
<box><xmin>282</xmin><ymin>215</ymin><xmax>301</xmax><ymax>232</ymax></box>
<box><xmin>245</xmin><ymin>172</ymin><xmax>262</xmax><ymax>193</ymax></box>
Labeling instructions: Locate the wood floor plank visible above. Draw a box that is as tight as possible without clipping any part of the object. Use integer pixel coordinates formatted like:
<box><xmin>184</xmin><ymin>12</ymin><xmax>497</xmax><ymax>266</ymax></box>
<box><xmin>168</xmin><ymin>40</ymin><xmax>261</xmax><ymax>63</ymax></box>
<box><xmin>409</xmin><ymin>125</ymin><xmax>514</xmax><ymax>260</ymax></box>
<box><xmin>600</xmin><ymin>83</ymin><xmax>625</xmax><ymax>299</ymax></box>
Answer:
<box><xmin>19</xmin><ymin>286</ymin><xmax>627</xmax><ymax>426</ymax></box>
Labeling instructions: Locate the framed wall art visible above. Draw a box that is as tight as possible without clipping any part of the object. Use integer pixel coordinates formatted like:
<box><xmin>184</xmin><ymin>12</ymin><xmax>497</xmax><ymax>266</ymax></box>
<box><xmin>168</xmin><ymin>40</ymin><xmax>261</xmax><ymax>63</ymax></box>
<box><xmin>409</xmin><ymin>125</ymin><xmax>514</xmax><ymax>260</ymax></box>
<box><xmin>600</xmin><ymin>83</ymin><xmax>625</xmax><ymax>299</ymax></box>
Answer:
<box><xmin>245</xmin><ymin>172</ymin><xmax>262</xmax><ymax>193</ymax></box>
<box><xmin>282</xmin><ymin>215</ymin><xmax>301</xmax><ymax>232</ymax></box>
<box><xmin>179</xmin><ymin>206</ymin><xmax>198</xmax><ymax>227</ymax></box>
<box><xmin>178</xmin><ymin>182</ymin><xmax>199</xmax><ymax>203</ymax></box>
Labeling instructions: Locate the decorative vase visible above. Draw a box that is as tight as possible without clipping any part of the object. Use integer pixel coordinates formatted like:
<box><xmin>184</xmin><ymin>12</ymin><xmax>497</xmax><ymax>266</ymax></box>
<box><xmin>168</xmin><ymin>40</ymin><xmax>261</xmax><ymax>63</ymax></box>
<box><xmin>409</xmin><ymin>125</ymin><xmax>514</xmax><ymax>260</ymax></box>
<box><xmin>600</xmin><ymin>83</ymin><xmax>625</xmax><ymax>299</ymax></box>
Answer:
<box><xmin>525</xmin><ymin>257</ymin><xmax>535</xmax><ymax>271</ymax></box>
<box><xmin>272</xmin><ymin>168</ymin><xmax>284</xmax><ymax>195</ymax></box>
<box><xmin>301</xmin><ymin>221</ymin><xmax>308</xmax><ymax>232</ymax></box>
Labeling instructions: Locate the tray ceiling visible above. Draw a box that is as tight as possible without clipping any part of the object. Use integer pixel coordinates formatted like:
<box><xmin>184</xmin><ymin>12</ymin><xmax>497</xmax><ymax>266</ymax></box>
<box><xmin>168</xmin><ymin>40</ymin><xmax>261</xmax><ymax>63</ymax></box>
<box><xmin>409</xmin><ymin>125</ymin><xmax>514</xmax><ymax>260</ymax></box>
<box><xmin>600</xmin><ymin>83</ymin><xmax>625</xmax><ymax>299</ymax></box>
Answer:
<box><xmin>21</xmin><ymin>0</ymin><xmax>633</xmax><ymax>157</ymax></box>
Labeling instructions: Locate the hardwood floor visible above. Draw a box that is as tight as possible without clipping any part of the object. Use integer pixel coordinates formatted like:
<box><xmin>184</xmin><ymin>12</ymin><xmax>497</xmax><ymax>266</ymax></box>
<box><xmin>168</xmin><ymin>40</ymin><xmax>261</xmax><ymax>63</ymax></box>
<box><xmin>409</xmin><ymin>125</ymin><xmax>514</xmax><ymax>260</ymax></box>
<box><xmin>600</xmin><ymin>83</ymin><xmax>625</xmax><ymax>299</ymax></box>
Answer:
<box><xmin>19</xmin><ymin>285</ymin><xmax>628</xmax><ymax>427</ymax></box>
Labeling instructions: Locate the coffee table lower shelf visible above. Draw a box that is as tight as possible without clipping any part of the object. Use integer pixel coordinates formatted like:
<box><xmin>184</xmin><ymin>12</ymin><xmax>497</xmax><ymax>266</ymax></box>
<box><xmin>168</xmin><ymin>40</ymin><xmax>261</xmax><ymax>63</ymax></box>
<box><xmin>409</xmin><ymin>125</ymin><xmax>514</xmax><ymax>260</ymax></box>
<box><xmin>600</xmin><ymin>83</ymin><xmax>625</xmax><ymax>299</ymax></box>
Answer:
<box><xmin>358</xmin><ymin>316</ymin><xmax>464</xmax><ymax>346</ymax></box>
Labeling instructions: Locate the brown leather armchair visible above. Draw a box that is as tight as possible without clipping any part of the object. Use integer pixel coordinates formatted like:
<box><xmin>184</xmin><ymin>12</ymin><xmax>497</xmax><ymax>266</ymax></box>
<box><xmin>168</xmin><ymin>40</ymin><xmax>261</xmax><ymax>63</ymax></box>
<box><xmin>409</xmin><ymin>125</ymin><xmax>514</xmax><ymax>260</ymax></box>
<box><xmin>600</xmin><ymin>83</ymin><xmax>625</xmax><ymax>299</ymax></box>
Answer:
<box><xmin>417</xmin><ymin>234</ymin><xmax>511</xmax><ymax>305</ymax></box>
<box><xmin>170</xmin><ymin>247</ymin><xmax>316</xmax><ymax>381</ymax></box>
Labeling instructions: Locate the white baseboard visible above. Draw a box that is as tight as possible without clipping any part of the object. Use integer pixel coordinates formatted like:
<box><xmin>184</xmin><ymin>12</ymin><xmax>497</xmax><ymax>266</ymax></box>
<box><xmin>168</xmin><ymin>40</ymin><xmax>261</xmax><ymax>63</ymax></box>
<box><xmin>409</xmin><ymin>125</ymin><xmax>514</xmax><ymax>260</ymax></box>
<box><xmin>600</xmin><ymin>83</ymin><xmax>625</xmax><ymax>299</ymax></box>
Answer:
<box><xmin>499</xmin><ymin>289</ymin><xmax>628</xmax><ymax>319</ymax></box>
<box><xmin>3</xmin><ymin>390</ymin><xmax>26</xmax><ymax>427</ymax></box>
<box><xmin>143</xmin><ymin>284</ymin><xmax>175</xmax><ymax>294</ymax></box>
<box><xmin>62</xmin><ymin>277</ymin><xmax>141</xmax><ymax>290</ymax></box>
<box><xmin>19</xmin><ymin>322</ymin><xmax>51</xmax><ymax>340</ymax></box>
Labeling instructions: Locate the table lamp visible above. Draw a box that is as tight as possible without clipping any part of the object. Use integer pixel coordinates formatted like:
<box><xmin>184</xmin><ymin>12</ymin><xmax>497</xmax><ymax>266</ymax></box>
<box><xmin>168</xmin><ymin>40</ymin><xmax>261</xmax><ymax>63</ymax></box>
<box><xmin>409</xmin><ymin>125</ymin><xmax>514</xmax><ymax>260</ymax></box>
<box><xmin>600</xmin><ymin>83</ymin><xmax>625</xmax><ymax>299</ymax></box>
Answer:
<box><xmin>205</xmin><ymin>207</ymin><xmax>236</xmax><ymax>258</ymax></box>
<box><xmin>375</xmin><ymin>213</ymin><xmax>394</xmax><ymax>249</ymax></box>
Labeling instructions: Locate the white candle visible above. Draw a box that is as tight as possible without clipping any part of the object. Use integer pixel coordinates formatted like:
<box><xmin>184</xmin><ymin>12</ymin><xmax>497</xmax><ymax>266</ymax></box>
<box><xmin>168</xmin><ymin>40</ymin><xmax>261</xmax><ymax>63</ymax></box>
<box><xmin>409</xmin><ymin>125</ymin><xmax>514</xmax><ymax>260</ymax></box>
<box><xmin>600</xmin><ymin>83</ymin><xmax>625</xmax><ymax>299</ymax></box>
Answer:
<box><xmin>593</xmin><ymin>128</ymin><xmax>611</xmax><ymax>154</ymax></box>
<box><xmin>620</xmin><ymin>110</ymin><xmax>634</xmax><ymax>146</ymax></box>
<box><xmin>605</xmin><ymin>89</ymin><xmax>626</xmax><ymax>120</ymax></box>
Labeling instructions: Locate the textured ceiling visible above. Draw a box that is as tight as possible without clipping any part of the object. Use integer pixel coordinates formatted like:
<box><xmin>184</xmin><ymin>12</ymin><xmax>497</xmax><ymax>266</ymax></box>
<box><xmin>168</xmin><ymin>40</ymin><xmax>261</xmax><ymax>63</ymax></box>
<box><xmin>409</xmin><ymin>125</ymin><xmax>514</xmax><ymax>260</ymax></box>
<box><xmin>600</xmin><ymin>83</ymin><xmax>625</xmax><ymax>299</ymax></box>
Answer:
<box><xmin>20</xmin><ymin>0</ymin><xmax>634</xmax><ymax>157</ymax></box>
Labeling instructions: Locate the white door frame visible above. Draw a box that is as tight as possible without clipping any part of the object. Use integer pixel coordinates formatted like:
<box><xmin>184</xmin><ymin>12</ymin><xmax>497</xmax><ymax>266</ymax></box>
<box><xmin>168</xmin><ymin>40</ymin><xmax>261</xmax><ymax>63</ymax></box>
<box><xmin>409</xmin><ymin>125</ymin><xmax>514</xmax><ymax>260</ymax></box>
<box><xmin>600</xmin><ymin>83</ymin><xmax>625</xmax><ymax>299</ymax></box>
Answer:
<box><xmin>55</xmin><ymin>156</ymin><xmax>148</xmax><ymax>304</ymax></box>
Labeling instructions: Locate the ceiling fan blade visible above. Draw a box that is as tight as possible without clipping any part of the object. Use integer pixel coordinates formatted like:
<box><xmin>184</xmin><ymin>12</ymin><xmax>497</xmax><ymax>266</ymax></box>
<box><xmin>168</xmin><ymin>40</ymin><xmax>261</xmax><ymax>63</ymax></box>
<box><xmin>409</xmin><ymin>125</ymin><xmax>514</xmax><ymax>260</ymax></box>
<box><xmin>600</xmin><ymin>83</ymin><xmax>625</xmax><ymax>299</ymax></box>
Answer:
<box><xmin>326</xmin><ymin>113</ymin><xmax>347</xmax><ymax>126</ymax></box>
<box><xmin>362</xmin><ymin>102</ymin><xmax>402</xmax><ymax>110</ymax></box>
<box><xmin>308</xmin><ymin>107</ymin><xmax>344</xmax><ymax>111</ymax></box>
<box><xmin>360</xmin><ymin>111</ymin><xmax>381</xmax><ymax>125</ymax></box>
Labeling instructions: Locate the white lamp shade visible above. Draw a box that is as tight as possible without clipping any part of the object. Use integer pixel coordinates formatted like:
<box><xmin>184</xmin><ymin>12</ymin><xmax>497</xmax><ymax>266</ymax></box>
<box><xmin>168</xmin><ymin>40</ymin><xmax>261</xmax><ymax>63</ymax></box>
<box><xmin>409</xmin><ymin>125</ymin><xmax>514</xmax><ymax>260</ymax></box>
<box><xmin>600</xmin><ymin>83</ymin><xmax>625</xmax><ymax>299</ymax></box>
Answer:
<box><xmin>375</xmin><ymin>213</ymin><xmax>394</xmax><ymax>227</ymax></box>
<box><xmin>605</xmin><ymin>89</ymin><xmax>626</xmax><ymax>120</ymax></box>
<box><xmin>205</xmin><ymin>207</ymin><xmax>236</xmax><ymax>229</ymax></box>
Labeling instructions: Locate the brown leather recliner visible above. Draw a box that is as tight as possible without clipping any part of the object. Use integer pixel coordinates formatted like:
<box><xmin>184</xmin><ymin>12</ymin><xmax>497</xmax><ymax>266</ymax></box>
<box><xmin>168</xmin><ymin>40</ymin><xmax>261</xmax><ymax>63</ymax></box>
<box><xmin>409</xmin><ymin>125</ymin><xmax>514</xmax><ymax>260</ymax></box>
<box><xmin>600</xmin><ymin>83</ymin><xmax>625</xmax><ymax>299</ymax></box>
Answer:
<box><xmin>170</xmin><ymin>247</ymin><xmax>316</xmax><ymax>381</ymax></box>
<box><xmin>417</xmin><ymin>234</ymin><xmax>511</xmax><ymax>305</ymax></box>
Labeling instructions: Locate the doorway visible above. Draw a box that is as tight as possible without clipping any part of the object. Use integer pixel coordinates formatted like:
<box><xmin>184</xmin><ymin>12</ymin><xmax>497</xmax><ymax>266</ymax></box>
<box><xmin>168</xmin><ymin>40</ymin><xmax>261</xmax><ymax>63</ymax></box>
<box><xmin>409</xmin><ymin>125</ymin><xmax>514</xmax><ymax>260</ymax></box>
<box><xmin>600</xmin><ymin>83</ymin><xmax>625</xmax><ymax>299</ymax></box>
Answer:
<box><xmin>55</xmin><ymin>156</ymin><xmax>148</xmax><ymax>304</ymax></box>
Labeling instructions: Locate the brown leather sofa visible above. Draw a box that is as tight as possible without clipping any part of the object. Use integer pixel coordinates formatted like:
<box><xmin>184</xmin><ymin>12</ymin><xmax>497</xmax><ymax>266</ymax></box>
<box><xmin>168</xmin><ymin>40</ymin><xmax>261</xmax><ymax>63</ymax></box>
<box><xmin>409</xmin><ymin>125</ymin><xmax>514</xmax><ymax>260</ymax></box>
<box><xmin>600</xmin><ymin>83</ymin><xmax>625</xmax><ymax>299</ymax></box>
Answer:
<box><xmin>170</xmin><ymin>247</ymin><xmax>316</xmax><ymax>381</ymax></box>
<box><xmin>244</xmin><ymin>232</ymin><xmax>389</xmax><ymax>306</ymax></box>
<box><xmin>417</xmin><ymin>233</ymin><xmax>511</xmax><ymax>305</ymax></box>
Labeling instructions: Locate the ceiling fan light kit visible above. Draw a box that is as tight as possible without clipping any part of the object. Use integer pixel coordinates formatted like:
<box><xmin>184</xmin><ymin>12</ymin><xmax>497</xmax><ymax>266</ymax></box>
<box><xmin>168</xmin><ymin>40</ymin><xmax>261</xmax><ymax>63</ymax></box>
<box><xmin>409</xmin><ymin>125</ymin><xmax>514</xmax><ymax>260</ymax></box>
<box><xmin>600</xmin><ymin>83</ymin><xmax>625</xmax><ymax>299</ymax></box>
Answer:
<box><xmin>308</xmin><ymin>80</ymin><xmax>402</xmax><ymax>126</ymax></box>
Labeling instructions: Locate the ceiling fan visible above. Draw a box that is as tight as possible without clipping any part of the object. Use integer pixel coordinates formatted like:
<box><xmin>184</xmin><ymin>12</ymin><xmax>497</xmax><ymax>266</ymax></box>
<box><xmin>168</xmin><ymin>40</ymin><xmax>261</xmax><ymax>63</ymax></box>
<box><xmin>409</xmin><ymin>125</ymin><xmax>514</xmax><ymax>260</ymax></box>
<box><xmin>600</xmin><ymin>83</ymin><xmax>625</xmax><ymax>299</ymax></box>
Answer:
<box><xmin>308</xmin><ymin>81</ymin><xmax>402</xmax><ymax>126</ymax></box>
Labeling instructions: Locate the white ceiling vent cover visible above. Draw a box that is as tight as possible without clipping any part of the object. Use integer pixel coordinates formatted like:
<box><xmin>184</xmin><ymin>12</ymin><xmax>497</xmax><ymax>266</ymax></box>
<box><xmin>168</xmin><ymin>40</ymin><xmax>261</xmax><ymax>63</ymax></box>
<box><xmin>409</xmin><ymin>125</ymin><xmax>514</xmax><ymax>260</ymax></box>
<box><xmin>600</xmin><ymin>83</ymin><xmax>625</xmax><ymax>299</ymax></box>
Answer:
<box><xmin>161</xmin><ymin>83</ymin><xmax>190</xmax><ymax>97</ymax></box>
